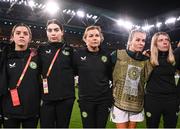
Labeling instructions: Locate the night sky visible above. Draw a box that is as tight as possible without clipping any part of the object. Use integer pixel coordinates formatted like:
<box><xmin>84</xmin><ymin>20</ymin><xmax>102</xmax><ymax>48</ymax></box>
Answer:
<box><xmin>65</xmin><ymin>0</ymin><xmax>180</xmax><ymax>20</ymax></box>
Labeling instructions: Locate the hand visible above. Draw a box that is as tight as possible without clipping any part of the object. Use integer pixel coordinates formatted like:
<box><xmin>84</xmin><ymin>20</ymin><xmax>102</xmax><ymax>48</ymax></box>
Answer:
<box><xmin>143</xmin><ymin>49</ymin><xmax>150</xmax><ymax>57</ymax></box>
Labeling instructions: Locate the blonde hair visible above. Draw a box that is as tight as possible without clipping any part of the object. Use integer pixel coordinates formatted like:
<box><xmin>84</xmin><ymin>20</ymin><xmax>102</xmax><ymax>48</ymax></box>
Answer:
<box><xmin>126</xmin><ymin>29</ymin><xmax>146</xmax><ymax>49</ymax></box>
<box><xmin>83</xmin><ymin>26</ymin><xmax>104</xmax><ymax>43</ymax></box>
<box><xmin>150</xmin><ymin>32</ymin><xmax>175</xmax><ymax>66</ymax></box>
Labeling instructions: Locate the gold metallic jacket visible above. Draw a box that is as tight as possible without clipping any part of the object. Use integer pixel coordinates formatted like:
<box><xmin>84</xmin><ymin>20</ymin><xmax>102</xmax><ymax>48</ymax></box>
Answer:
<box><xmin>113</xmin><ymin>50</ymin><xmax>152</xmax><ymax>112</ymax></box>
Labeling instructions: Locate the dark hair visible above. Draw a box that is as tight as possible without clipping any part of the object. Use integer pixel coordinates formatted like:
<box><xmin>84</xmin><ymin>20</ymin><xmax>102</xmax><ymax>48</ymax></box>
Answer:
<box><xmin>46</xmin><ymin>19</ymin><xmax>64</xmax><ymax>31</ymax></box>
<box><xmin>11</xmin><ymin>23</ymin><xmax>32</xmax><ymax>42</ymax></box>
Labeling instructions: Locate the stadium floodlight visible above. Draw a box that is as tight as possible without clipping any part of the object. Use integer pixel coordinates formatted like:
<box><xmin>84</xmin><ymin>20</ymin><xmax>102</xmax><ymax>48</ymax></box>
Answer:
<box><xmin>28</xmin><ymin>0</ymin><xmax>35</xmax><ymax>8</ymax></box>
<box><xmin>177</xmin><ymin>16</ymin><xmax>180</xmax><ymax>21</ymax></box>
<box><xmin>156</xmin><ymin>22</ymin><xmax>162</xmax><ymax>28</ymax></box>
<box><xmin>63</xmin><ymin>9</ymin><xmax>67</xmax><ymax>13</ymax></box>
<box><xmin>117</xmin><ymin>19</ymin><xmax>133</xmax><ymax>30</ymax></box>
<box><xmin>117</xmin><ymin>19</ymin><xmax>124</xmax><ymax>26</ymax></box>
<box><xmin>165</xmin><ymin>17</ymin><xmax>176</xmax><ymax>24</ymax></box>
<box><xmin>19</xmin><ymin>1</ymin><xmax>23</xmax><ymax>4</ymax></box>
<box><xmin>38</xmin><ymin>4</ymin><xmax>43</xmax><ymax>8</ymax></box>
<box><xmin>123</xmin><ymin>21</ymin><xmax>133</xmax><ymax>30</ymax></box>
<box><xmin>87</xmin><ymin>14</ymin><xmax>93</xmax><ymax>18</ymax></box>
<box><xmin>77</xmin><ymin>10</ymin><xmax>85</xmax><ymax>18</ymax></box>
<box><xmin>134</xmin><ymin>25</ymin><xmax>141</xmax><ymax>29</ymax></box>
<box><xmin>41</xmin><ymin>5</ymin><xmax>46</xmax><ymax>9</ymax></box>
<box><xmin>63</xmin><ymin>9</ymin><xmax>76</xmax><ymax>15</ymax></box>
<box><xmin>71</xmin><ymin>10</ymin><xmax>76</xmax><ymax>15</ymax></box>
<box><xmin>92</xmin><ymin>15</ymin><xmax>98</xmax><ymax>20</ymax></box>
<box><xmin>66</xmin><ymin>9</ymin><xmax>71</xmax><ymax>14</ymax></box>
<box><xmin>142</xmin><ymin>24</ymin><xmax>154</xmax><ymax>31</ymax></box>
<box><xmin>45</xmin><ymin>1</ymin><xmax>59</xmax><ymax>15</ymax></box>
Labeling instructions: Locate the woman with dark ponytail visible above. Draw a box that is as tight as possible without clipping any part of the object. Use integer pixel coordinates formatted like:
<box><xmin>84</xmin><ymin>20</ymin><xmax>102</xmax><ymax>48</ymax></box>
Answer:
<box><xmin>38</xmin><ymin>19</ymin><xmax>75</xmax><ymax>128</ymax></box>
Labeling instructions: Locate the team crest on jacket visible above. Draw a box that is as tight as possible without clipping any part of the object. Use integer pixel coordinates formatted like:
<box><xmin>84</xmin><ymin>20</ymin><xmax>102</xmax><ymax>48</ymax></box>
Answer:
<box><xmin>62</xmin><ymin>50</ymin><xmax>70</xmax><ymax>56</ymax></box>
<box><xmin>82</xmin><ymin>111</ymin><xmax>88</xmax><ymax>118</ymax></box>
<box><xmin>146</xmin><ymin>112</ymin><xmax>152</xmax><ymax>117</ymax></box>
<box><xmin>30</xmin><ymin>61</ymin><xmax>37</xmax><ymax>69</ymax></box>
<box><xmin>101</xmin><ymin>56</ymin><xmax>107</xmax><ymax>63</ymax></box>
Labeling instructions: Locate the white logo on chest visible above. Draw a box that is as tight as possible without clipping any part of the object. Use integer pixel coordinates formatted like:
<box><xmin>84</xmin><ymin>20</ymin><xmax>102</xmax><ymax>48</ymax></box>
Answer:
<box><xmin>80</xmin><ymin>56</ymin><xmax>86</xmax><ymax>61</ymax></box>
<box><xmin>45</xmin><ymin>49</ymin><xmax>51</xmax><ymax>54</ymax></box>
<box><xmin>9</xmin><ymin>63</ymin><xmax>16</xmax><ymax>68</ymax></box>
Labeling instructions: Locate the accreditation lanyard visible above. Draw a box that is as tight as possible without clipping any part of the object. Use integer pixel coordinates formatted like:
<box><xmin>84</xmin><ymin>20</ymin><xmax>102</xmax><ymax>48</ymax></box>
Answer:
<box><xmin>42</xmin><ymin>48</ymin><xmax>60</xmax><ymax>94</ymax></box>
<box><xmin>46</xmin><ymin>48</ymin><xmax>61</xmax><ymax>77</ymax></box>
<box><xmin>16</xmin><ymin>52</ymin><xmax>33</xmax><ymax>88</ymax></box>
<box><xmin>10</xmin><ymin>52</ymin><xmax>33</xmax><ymax>107</ymax></box>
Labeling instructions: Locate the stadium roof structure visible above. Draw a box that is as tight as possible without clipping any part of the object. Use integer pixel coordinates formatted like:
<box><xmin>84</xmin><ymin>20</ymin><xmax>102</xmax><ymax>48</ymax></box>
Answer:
<box><xmin>0</xmin><ymin>0</ymin><xmax>180</xmax><ymax>42</ymax></box>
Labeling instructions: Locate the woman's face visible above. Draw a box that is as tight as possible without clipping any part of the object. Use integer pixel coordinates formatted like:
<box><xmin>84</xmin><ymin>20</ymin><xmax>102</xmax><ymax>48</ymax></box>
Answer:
<box><xmin>84</xmin><ymin>29</ymin><xmax>101</xmax><ymax>49</ymax></box>
<box><xmin>156</xmin><ymin>35</ymin><xmax>170</xmax><ymax>52</ymax></box>
<box><xmin>11</xmin><ymin>26</ymin><xmax>31</xmax><ymax>49</ymax></box>
<box><xmin>47</xmin><ymin>23</ymin><xmax>63</xmax><ymax>42</ymax></box>
<box><xmin>129</xmin><ymin>32</ymin><xmax>146</xmax><ymax>52</ymax></box>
